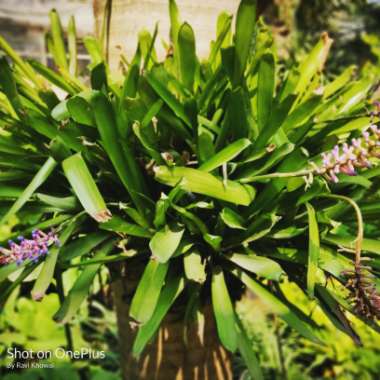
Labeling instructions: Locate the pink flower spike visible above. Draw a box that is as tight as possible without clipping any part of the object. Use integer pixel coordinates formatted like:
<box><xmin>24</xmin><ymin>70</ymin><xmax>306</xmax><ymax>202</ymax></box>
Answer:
<box><xmin>329</xmin><ymin>170</ymin><xmax>339</xmax><ymax>183</ymax></box>
<box><xmin>352</xmin><ymin>138</ymin><xmax>361</xmax><ymax>148</ymax></box>
<box><xmin>362</xmin><ymin>131</ymin><xmax>370</xmax><ymax>141</ymax></box>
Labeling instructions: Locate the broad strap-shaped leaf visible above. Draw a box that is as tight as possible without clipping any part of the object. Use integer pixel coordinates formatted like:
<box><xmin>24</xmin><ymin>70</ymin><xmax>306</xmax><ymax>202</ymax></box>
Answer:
<box><xmin>306</xmin><ymin>203</ymin><xmax>320</xmax><ymax>298</ymax></box>
<box><xmin>236</xmin><ymin>316</ymin><xmax>263</xmax><ymax>380</ymax></box>
<box><xmin>0</xmin><ymin>57</ymin><xmax>22</xmax><ymax>116</ymax></box>
<box><xmin>220</xmin><ymin>207</ymin><xmax>245</xmax><ymax>230</ymax></box>
<box><xmin>0</xmin><ymin>157</ymin><xmax>57</xmax><ymax>225</ymax></box>
<box><xmin>0</xmin><ymin>35</ymin><xmax>43</xmax><ymax>88</ymax></box>
<box><xmin>282</xmin><ymin>95</ymin><xmax>322</xmax><ymax>131</ymax></box>
<box><xmin>211</xmin><ymin>267</ymin><xmax>238</xmax><ymax>352</ymax></box>
<box><xmin>67</xmin><ymin>97</ymin><xmax>95</xmax><ymax>126</ymax></box>
<box><xmin>91</xmin><ymin>91</ymin><xmax>150</xmax><ymax>219</ymax></box>
<box><xmin>100</xmin><ymin>215</ymin><xmax>152</xmax><ymax>238</ymax></box>
<box><xmin>323</xmin><ymin>65</ymin><xmax>355</xmax><ymax>98</ymax></box>
<box><xmin>199</xmin><ymin>138</ymin><xmax>251</xmax><ymax>172</ymax></box>
<box><xmin>216</xmin><ymin>87</ymin><xmax>250</xmax><ymax>149</ymax></box>
<box><xmin>29</xmin><ymin>60</ymin><xmax>77</xmax><ymax>95</ymax></box>
<box><xmin>315</xmin><ymin>285</ymin><xmax>361</xmax><ymax>345</ymax></box>
<box><xmin>49</xmin><ymin>9</ymin><xmax>68</xmax><ymax>71</ymax></box>
<box><xmin>257</xmin><ymin>53</ymin><xmax>275</xmax><ymax>132</ymax></box>
<box><xmin>295</xmin><ymin>32</ymin><xmax>333</xmax><ymax>95</ymax></box>
<box><xmin>227</xmin><ymin>252</ymin><xmax>284</xmax><ymax>281</ymax></box>
<box><xmin>183</xmin><ymin>249</ymin><xmax>206</xmax><ymax>283</ymax></box>
<box><xmin>324</xmin><ymin>234</ymin><xmax>380</xmax><ymax>256</ymax></box>
<box><xmin>145</xmin><ymin>68</ymin><xmax>191</xmax><ymax>127</ymax></box>
<box><xmin>132</xmin><ymin>273</ymin><xmax>184</xmax><ymax>357</ymax></box>
<box><xmin>154</xmin><ymin>166</ymin><xmax>255</xmax><ymax>206</ymax></box>
<box><xmin>58</xmin><ymin>231</ymin><xmax>110</xmax><ymax>262</ymax></box>
<box><xmin>31</xmin><ymin>215</ymin><xmax>85</xmax><ymax>301</ymax></box>
<box><xmin>130</xmin><ymin>259</ymin><xmax>169</xmax><ymax>323</ymax></box>
<box><xmin>209</xmin><ymin>12</ymin><xmax>232</xmax><ymax>68</ymax></box>
<box><xmin>54</xmin><ymin>240</ymin><xmax>114</xmax><ymax>324</ymax></box>
<box><xmin>169</xmin><ymin>0</ymin><xmax>181</xmax><ymax>74</ymax></box>
<box><xmin>67</xmin><ymin>16</ymin><xmax>77</xmax><ymax>76</ymax></box>
<box><xmin>178</xmin><ymin>22</ymin><xmax>197</xmax><ymax>91</ymax></box>
<box><xmin>149</xmin><ymin>226</ymin><xmax>184</xmax><ymax>263</ymax></box>
<box><xmin>233</xmin><ymin>0</ymin><xmax>256</xmax><ymax>85</ymax></box>
<box><xmin>238</xmin><ymin>143</ymin><xmax>295</xmax><ymax>181</ymax></box>
<box><xmin>62</xmin><ymin>153</ymin><xmax>111</xmax><ymax>223</ymax></box>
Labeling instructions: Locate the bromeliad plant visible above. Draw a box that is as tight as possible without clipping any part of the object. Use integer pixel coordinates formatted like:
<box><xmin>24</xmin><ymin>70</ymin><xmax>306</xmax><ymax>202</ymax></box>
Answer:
<box><xmin>0</xmin><ymin>0</ymin><xmax>380</xmax><ymax>378</ymax></box>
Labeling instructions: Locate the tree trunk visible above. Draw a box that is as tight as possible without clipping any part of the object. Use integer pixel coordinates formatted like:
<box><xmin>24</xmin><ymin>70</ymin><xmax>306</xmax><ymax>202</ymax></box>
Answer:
<box><xmin>111</xmin><ymin>262</ymin><xmax>233</xmax><ymax>380</ymax></box>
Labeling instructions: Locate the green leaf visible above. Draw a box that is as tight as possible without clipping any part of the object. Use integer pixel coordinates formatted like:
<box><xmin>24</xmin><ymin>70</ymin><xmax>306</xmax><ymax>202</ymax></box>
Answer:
<box><xmin>235</xmin><ymin>270</ymin><xmax>320</xmax><ymax>342</ymax></box>
<box><xmin>236</xmin><ymin>317</ymin><xmax>263</xmax><ymax>380</ymax></box>
<box><xmin>315</xmin><ymin>285</ymin><xmax>361</xmax><ymax>345</ymax></box>
<box><xmin>257</xmin><ymin>53</ymin><xmax>275</xmax><ymax>132</ymax></box>
<box><xmin>91</xmin><ymin>92</ymin><xmax>149</xmax><ymax>218</ymax></box>
<box><xmin>238</xmin><ymin>143</ymin><xmax>295</xmax><ymax>181</ymax></box>
<box><xmin>149</xmin><ymin>226</ymin><xmax>184</xmax><ymax>263</ymax></box>
<box><xmin>0</xmin><ymin>57</ymin><xmax>22</xmax><ymax>116</ymax></box>
<box><xmin>58</xmin><ymin>232</ymin><xmax>110</xmax><ymax>262</ymax></box>
<box><xmin>49</xmin><ymin>9</ymin><xmax>68</xmax><ymax>71</ymax></box>
<box><xmin>336</xmin><ymin>79</ymin><xmax>372</xmax><ymax>115</ymax></box>
<box><xmin>183</xmin><ymin>249</ymin><xmax>206</xmax><ymax>283</ymax></box>
<box><xmin>31</xmin><ymin>215</ymin><xmax>84</xmax><ymax>301</ymax></box>
<box><xmin>216</xmin><ymin>87</ymin><xmax>250</xmax><ymax>149</ymax></box>
<box><xmin>29</xmin><ymin>60</ymin><xmax>77</xmax><ymax>95</ymax></box>
<box><xmin>178</xmin><ymin>22</ymin><xmax>197</xmax><ymax>91</ymax></box>
<box><xmin>100</xmin><ymin>215</ymin><xmax>152</xmax><ymax>238</ymax></box>
<box><xmin>141</xmin><ymin>24</ymin><xmax>158</xmax><ymax>70</ymax></box>
<box><xmin>132</xmin><ymin>273</ymin><xmax>184</xmax><ymax>357</ymax></box>
<box><xmin>323</xmin><ymin>65</ymin><xmax>355</xmax><ymax>98</ymax></box>
<box><xmin>211</xmin><ymin>267</ymin><xmax>238</xmax><ymax>352</ymax></box>
<box><xmin>233</xmin><ymin>0</ymin><xmax>256</xmax><ymax>85</ymax></box>
<box><xmin>209</xmin><ymin>13</ymin><xmax>233</xmax><ymax>67</ymax></box>
<box><xmin>282</xmin><ymin>95</ymin><xmax>322</xmax><ymax>131</ymax></box>
<box><xmin>169</xmin><ymin>0</ymin><xmax>181</xmax><ymax>73</ymax></box>
<box><xmin>145</xmin><ymin>69</ymin><xmax>192</xmax><ymax>127</ymax></box>
<box><xmin>130</xmin><ymin>260</ymin><xmax>169</xmax><ymax>323</ymax></box>
<box><xmin>62</xmin><ymin>153</ymin><xmax>111</xmax><ymax>223</ymax></box>
<box><xmin>91</xmin><ymin>62</ymin><xmax>108</xmax><ymax>90</ymax></box>
<box><xmin>154</xmin><ymin>166</ymin><xmax>255</xmax><ymax>206</ymax></box>
<box><xmin>132</xmin><ymin>122</ymin><xmax>162</xmax><ymax>163</ymax></box>
<box><xmin>220</xmin><ymin>207</ymin><xmax>245</xmax><ymax>230</ymax></box>
<box><xmin>0</xmin><ymin>35</ymin><xmax>43</xmax><ymax>88</ymax></box>
<box><xmin>67</xmin><ymin>97</ymin><xmax>94</xmax><ymax>126</ymax></box>
<box><xmin>199</xmin><ymin>138</ymin><xmax>251</xmax><ymax>172</ymax></box>
<box><xmin>67</xmin><ymin>16</ymin><xmax>78</xmax><ymax>76</ymax></box>
<box><xmin>0</xmin><ymin>157</ymin><xmax>57</xmax><ymax>225</ymax></box>
<box><xmin>35</xmin><ymin>193</ymin><xmax>77</xmax><ymax>211</ymax></box>
<box><xmin>54</xmin><ymin>240</ymin><xmax>114</xmax><ymax>323</ymax></box>
<box><xmin>83</xmin><ymin>36</ymin><xmax>103</xmax><ymax>66</ymax></box>
<box><xmin>324</xmin><ymin>234</ymin><xmax>380</xmax><ymax>256</ymax></box>
<box><xmin>227</xmin><ymin>252</ymin><xmax>284</xmax><ymax>281</ymax></box>
<box><xmin>306</xmin><ymin>203</ymin><xmax>320</xmax><ymax>298</ymax></box>
<box><xmin>295</xmin><ymin>32</ymin><xmax>333</xmax><ymax>95</ymax></box>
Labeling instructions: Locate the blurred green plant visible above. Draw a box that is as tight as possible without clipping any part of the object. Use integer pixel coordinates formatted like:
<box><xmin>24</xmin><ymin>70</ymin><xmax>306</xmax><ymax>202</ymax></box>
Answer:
<box><xmin>0</xmin><ymin>288</ymin><xmax>120</xmax><ymax>378</ymax></box>
<box><xmin>0</xmin><ymin>0</ymin><xmax>379</xmax><ymax>378</ymax></box>
<box><xmin>237</xmin><ymin>281</ymin><xmax>380</xmax><ymax>380</ymax></box>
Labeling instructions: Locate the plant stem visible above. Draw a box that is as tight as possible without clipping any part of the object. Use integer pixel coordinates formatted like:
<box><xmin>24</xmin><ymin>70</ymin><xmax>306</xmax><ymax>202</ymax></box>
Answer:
<box><xmin>320</xmin><ymin>194</ymin><xmax>363</xmax><ymax>268</ymax></box>
<box><xmin>240</xmin><ymin>169</ymin><xmax>313</xmax><ymax>183</ymax></box>
<box><xmin>56</xmin><ymin>270</ymin><xmax>74</xmax><ymax>352</ymax></box>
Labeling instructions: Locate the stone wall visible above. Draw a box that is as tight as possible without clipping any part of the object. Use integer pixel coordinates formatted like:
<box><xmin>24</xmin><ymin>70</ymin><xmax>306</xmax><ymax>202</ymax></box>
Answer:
<box><xmin>94</xmin><ymin>0</ymin><xmax>240</xmax><ymax>69</ymax></box>
<box><xmin>0</xmin><ymin>0</ymin><xmax>93</xmax><ymax>62</ymax></box>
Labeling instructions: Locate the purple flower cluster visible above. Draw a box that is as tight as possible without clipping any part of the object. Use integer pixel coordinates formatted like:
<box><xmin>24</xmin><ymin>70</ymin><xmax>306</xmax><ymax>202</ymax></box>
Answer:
<box><xmin>317</xmin><ymin>125</ymin><xmax>380</xmax><ymax>183</ymax></box>
<box><xmin>0</xmin><ymin>229</ymin><xmax>60</xmax><ymax>266</ymax></box>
